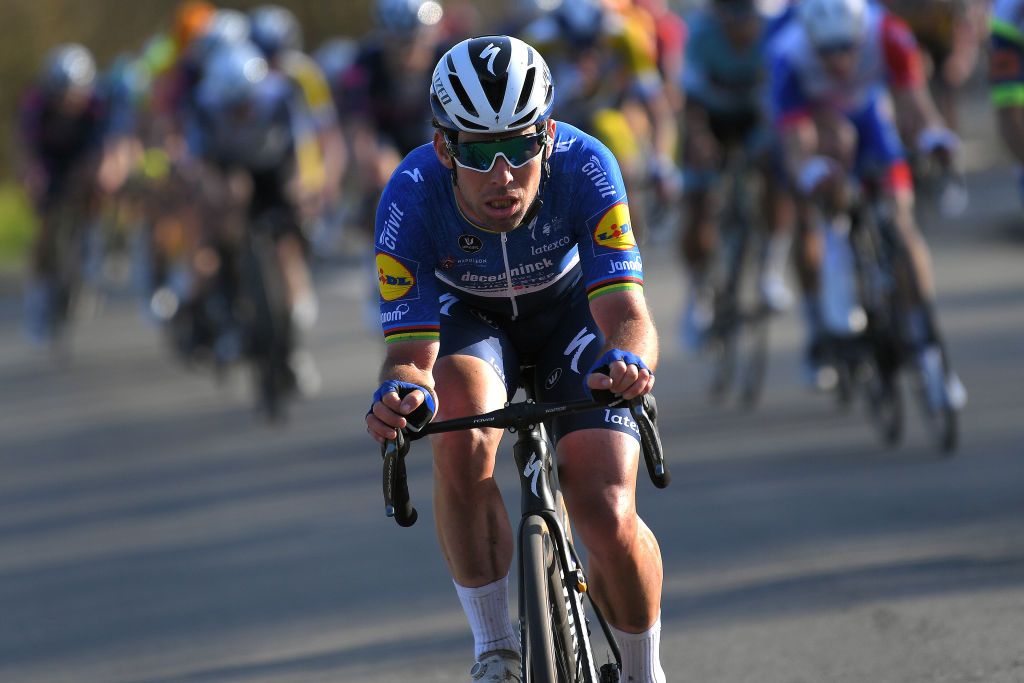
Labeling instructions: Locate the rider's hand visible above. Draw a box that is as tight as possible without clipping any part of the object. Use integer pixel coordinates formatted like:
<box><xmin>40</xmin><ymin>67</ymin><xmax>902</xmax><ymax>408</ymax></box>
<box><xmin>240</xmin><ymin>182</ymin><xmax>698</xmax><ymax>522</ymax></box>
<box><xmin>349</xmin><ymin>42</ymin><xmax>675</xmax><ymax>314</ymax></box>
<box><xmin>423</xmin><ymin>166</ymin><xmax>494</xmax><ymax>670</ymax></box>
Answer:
<box><xmin>585</xmin><ymin>349</ymin><xmax>655</xmax><ymax>403</ymax></box>
<box><xmin>797</xmin><ymin>155</ymin><xmax>843</xmax><ymax>198</ymax></box>
<box><xmin>650</xmin><ymin>155</ymin><xmax>683</xmax><ymax>203</ymax></box>
<box><xmin>366</xmin><ymin>380</ymin><xmax>436</xmax><ymax>444</ymax></box>
<box><xmin>917</xmin><ymin>126</ymin><xmax>960</xmax><ymax>168</ymax></box>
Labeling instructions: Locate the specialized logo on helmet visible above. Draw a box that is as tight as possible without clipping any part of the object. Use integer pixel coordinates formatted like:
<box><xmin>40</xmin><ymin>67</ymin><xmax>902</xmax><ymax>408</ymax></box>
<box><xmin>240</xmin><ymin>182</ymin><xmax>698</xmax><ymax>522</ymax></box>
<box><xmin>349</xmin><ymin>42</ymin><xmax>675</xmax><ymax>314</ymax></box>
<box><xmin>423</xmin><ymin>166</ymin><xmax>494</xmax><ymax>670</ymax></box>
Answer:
<box><xmin>479</xmin><ymin>43</ymin><xmax>501</xmax><ymax>76</ymax></box>
<box><xmin>376</xmin><ymin>253</ymin><xmax>416</xmax><ymax>301</ymax></box>
<box><xmin>432</xmin><ymin>76</ymin><xmax>452</xmax><ymax>105</ymax></box>
<box><xmin>593</xmin><ymin>203</ymin><xmax>636</xmax><ymax>251</ymax></box>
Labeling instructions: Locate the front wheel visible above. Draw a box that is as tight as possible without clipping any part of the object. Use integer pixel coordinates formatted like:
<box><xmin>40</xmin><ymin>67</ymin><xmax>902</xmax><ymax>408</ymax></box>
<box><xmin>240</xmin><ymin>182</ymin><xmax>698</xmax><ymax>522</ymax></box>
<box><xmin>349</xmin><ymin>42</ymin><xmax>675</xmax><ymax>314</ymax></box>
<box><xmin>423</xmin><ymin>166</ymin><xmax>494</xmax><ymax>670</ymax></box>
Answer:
<box><xmin>523</xmin><ymin>516</ymin><xmax>558</xmax><ymax>682</ymax></box>
<box><xmin>523</xmin><ymin>515</ymin><xmax>588</xmax><ymax>682</ymax></box>
<box><xmin>910</xmin><ymin>358</ymin><xmax>959</xmax><ymax>454</ymax></box>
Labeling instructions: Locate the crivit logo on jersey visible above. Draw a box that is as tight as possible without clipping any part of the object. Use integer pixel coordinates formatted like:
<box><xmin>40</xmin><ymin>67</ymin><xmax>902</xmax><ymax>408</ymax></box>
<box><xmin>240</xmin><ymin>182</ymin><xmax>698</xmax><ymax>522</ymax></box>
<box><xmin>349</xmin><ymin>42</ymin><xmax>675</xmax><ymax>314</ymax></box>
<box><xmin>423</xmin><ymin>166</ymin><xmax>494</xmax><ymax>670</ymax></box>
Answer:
<box><xmin>376</xmin><ymin>253</ymin><xmax>416</xmax><ymax>301</ymax></box>
<box><xmin>593</xmin><ymin>203</ymin><xmax>636</xmax><ymax>251</ymax></box>
<box><xmin>582</xmin><ymin>155</ymin><xmax>617</xmax><ymax>199</ymax></box>
<box><xmin>378</xmin><ymin>202</ymin><xmax>405</xmax><ymax>251</ymax></box>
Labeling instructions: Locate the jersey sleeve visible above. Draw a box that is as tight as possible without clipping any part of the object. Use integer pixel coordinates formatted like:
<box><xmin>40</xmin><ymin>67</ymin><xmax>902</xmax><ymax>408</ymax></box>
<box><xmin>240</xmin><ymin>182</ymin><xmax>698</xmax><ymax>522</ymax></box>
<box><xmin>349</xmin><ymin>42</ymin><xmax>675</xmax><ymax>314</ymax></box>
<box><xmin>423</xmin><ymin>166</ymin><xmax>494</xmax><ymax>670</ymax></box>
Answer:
<box><xmin>572</xmin><ymin>138</ymin><xmax>644</xmax><ymax>303</ymax></box>
<box><xmin>283</xmin><ymin>51</ymin><xmax>338</xmax><ymax>130</ymax></box>
<box><xmin>374</xmin><ymin>167</ymin><xmax>440</xmax><ymax>344</ymax></box>
<box><xmin>770</xmin><ymin>51</ymin><xmax>810</xmax><ymax>128</ymax></box>
<box><xmin>881</xmin><ymin>14</ymin><xmax>925</xmax><ymax>90</ymax></box>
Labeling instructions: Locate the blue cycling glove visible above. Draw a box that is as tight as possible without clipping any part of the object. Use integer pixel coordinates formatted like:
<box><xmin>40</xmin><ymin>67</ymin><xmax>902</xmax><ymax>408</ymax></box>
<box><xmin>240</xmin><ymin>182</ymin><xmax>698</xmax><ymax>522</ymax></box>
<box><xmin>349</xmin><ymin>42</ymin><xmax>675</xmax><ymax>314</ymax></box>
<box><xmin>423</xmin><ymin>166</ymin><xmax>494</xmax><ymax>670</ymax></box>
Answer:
<box><xmin>584</xmin><ymin>349</ymin><xmax>652</xmax><ymax>405</ymax></box>
<box><xmin>370</xmin><ymin>380</ymin><xmax>436</xmax><ymax>432</ymax></box>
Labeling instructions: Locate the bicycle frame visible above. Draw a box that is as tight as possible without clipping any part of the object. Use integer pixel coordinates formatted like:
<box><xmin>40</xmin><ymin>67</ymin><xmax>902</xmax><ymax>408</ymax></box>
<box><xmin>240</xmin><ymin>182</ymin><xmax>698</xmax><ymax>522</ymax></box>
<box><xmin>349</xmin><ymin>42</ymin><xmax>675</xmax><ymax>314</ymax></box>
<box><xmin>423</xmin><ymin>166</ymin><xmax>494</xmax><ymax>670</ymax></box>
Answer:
<box><xmin>379</xmin><ymin>374</ymin><xmax>669</xmax><ymax>682</ymax></box>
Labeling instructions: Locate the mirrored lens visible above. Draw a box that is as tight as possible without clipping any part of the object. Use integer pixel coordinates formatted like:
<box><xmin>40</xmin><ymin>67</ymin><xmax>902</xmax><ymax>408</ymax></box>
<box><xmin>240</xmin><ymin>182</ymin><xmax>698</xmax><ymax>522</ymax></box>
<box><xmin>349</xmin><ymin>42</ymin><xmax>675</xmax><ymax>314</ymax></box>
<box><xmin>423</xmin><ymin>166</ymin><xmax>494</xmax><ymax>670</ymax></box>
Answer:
<box><xmin>453</xmin><ymin>132</ymin><xmax>545</xmax><ymax>172</ymax></box>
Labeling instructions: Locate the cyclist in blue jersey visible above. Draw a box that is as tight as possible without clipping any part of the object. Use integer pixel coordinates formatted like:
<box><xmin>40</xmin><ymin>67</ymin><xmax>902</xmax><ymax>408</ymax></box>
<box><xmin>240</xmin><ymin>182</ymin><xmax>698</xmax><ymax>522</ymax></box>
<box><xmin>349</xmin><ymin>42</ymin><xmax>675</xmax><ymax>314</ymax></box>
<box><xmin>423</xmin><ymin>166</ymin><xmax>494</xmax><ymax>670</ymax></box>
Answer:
<box><xmin>365</xmin><ymin>35</ymin><xmax>666</xmax><ymax>683</ymax></box>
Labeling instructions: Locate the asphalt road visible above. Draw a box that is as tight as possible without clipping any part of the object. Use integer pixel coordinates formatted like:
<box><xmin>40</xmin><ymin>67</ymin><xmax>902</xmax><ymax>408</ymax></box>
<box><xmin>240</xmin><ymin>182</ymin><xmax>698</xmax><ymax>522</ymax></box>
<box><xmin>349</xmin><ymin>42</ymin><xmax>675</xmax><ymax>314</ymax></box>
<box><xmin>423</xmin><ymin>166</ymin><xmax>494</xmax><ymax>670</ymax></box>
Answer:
<box><xmin>2</xmin><ymin>157</ymin><xmax>1023</xmax><ymax>681</ymax></box>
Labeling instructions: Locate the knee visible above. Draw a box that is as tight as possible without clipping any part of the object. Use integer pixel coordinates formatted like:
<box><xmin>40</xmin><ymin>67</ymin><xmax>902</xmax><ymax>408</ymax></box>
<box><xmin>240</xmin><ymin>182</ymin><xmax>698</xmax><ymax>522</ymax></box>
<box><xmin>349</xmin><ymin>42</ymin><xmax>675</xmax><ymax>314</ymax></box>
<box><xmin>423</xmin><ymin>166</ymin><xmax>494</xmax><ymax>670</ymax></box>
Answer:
<box><xmin>432</xmin><ymin>428</ymin><xmax>500</xmax><ymax>494</ymax></box>
<box><xmin>568</xmin><ymin>487</ymin><xmax>638</xmax><ymax>562</ymax></box>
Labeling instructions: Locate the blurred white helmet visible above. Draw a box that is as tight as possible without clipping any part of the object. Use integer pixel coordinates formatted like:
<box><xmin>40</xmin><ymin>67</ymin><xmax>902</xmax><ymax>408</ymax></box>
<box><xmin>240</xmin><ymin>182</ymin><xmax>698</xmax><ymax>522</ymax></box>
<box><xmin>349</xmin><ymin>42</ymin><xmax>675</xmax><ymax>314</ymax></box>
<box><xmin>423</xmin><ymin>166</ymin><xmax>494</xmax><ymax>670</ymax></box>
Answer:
<box><xmin>250</xmin><ymin>4</ymin><xmax>303</xmax><ymax>57</ymax></box>
<box><xmin>43</xmin><ymin>43</ymin><xmax>97</xmax><ymax>95</ymax></box>
<box><xmin>199</xmin><ymin>41</ymin><xmax>269</xmax><ymax>108</ymax></box>
<box><xmin>430</xmin><ymin>35</ymin><xmax>554</xmax><ymax>134</ymax></box>
<box><xmin>191</xmin><ymin>8</ymin><xmax>251</xmax><ymax>66</ymax></box>
<box><xmin>798</xmin><ymin>0</ymin><xmax>867</xmax><ymax>49</ymax></box>
<box><xmin>375</xmin><ymin>0</ymin><xmax>444</xmax><ymax>34</ymax></box>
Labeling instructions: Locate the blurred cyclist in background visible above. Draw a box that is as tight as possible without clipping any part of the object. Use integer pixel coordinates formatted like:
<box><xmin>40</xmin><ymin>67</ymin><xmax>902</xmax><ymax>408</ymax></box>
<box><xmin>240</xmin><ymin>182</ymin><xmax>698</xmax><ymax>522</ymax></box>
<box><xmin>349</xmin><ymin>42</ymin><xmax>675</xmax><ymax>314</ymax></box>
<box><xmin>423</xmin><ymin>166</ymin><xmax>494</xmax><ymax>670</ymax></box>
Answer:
<box><xmin>770</xmin><ymin>0</ymin><xmax>967</xmax><ymax>409</ymax></box>
<box><xmin>250</xmin><ymin>3</ymin><xmax>347</xmax><ymax>256</ymax></box>
<box><xmin>184</xmin><ymin>39</ymin><xmax>322</xmax><ymax>393</ymax></box>
<box><xmin>989</xmin><ymin>0</ymin><xmax>1024</xmax><ymax>200</ymax></box>
<box><xmin>522</xmin><ymin>0</ymin><xmax>682</xmax><ymax>243</ymax></box>
<box><xmin>678</xmin><ymin>0</ymin><xmax>796</xmax><ymax>351</ymax></box>
<box><xmin>880</xmin><ymin>0</ymin><xmax>990</xmax><ymax>134</ymax></box>
<box><xmin>341</xmin><ymin>0</ymin><xmax>447</xmax><ymax>235</ymax></box>
<box><xmin>17</xmin><ymin>43</ymin><xmax>110</xmax><ymax>345</ymax></box>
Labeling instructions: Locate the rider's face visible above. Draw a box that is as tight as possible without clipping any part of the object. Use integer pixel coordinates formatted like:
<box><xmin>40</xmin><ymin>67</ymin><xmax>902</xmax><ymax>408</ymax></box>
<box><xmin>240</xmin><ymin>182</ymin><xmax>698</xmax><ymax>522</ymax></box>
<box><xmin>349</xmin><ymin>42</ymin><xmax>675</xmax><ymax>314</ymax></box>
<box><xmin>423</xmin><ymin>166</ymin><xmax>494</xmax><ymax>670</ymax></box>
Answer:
<box><xmin>819</xmin><ymin>45</ymin><xmax>859</xmax><ymax>81</ymax></box>
<box><xmin>434</xmin><ymin>120</ymin><xmax>556</xmax><ymax>233</ymax></box>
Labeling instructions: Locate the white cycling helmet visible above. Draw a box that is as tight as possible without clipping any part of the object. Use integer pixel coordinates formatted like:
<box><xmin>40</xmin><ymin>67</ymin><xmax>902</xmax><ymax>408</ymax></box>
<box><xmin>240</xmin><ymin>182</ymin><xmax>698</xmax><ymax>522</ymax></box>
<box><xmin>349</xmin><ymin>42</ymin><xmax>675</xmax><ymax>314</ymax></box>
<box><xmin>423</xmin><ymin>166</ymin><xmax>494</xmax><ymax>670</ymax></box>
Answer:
<box><xmin>430</xmin><ymin>35</ymin><xmax>554</xmax><ymax>134</ymax></box>
<box><xmin>798</xmin><ymin>0</ymin><xmax>867</xmax><ymax>49</ymax></box>
<box><xmin>198</xmin><ymin>41</ymin><xmax>269</xmax><ymax>108</ymax></box>
<box><xmin>250</xmin><ymin>4</ymin><xmax>303</xmax><ymax>57</ymax></box>
<box><xmin>375</xmin><ymin>0</ymin><xmax>444</xmax><ymax>34</ymax></box>
<box><xmin>43</xmin><ymin>43</ymin><xmax>97</xmax><ymax>95</ymax></box>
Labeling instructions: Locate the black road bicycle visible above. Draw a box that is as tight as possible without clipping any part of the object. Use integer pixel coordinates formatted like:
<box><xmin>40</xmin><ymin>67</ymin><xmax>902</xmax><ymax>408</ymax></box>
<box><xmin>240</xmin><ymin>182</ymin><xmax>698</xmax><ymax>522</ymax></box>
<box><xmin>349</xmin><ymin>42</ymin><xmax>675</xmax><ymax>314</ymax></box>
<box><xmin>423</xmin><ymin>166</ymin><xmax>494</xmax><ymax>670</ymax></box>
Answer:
<box><xmin>236</xmin><ymin>209</ymin><xmax>295</xmax><ymax>422</ymax></box>
<box><xmin>704</xmin><ymin>150</ymin><xmax>774</xmax><ymax>409</ymax></box>
<box><xmin>379</xmin><ymin>367</ymin><xmax>670</xmax><ymax>682</ymax></box>
<box><xmin>816</xmin><ymin>182</ymin><xmax>959</xmax><ymax>453</ymax></box>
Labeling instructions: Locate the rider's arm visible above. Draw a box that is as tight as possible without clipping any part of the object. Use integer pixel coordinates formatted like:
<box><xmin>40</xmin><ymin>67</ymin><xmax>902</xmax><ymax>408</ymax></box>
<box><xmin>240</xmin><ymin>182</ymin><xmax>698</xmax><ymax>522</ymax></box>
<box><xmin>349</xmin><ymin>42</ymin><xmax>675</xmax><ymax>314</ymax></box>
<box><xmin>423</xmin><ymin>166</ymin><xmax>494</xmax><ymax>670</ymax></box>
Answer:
<box><xmin>588</xmin><ymin>288</ymin><xmax>658</xmax><ymax>400</ymax></box>
<box><xmin>881</xmin><ymin>14</ymin><xmax>947</xmax><ymax>146</ymax></box>
<box><xmin>368</xmin><ymin>150</ymin><xmax>441</xmax><ymax>441</ymax></box>
<box><xmin>368</xmin><ymin>339</ymin><xmax>440</xmax><ymax>443</ymax></box>
<box><xmin>769</xmin><ymin>51</ymin><xmax>820</xmax><ymax>188</ymax></box>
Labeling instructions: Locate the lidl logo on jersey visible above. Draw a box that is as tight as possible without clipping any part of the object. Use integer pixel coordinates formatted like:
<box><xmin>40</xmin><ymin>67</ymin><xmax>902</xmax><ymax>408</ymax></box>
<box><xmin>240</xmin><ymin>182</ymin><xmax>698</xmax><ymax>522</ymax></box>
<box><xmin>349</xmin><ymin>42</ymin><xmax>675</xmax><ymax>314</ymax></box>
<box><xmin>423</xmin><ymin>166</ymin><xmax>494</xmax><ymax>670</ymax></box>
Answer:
<box><xmin>376</xmin><ymin>253</ymin><xmax>416</xmax><ymax>301</ymax></box>
<box><xmin>593</xmin><ymin>203</ymin><xmax>636</xmax><ymax>251</ymax></box>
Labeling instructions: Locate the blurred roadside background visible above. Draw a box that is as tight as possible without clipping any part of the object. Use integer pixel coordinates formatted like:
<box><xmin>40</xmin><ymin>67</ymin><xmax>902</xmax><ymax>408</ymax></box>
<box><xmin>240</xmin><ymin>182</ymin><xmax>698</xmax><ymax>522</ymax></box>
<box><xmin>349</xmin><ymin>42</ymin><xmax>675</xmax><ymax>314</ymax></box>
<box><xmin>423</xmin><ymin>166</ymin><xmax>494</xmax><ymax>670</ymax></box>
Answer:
<box><xmin>0</xmin><ymin>0</ymin><xmax>500</xmax><ymax>272</ymax></box>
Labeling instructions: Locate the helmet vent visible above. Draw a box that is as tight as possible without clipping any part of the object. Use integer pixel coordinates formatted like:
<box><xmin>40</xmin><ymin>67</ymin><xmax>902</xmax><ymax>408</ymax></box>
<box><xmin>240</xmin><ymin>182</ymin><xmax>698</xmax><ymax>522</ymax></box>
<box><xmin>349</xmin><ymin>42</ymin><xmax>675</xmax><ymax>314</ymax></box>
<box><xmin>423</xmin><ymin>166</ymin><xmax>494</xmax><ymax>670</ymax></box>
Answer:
<box><xmin>481</xmin><ymin>75</ymin><xmax>507</xmax><ymax>115</ymax></box>
<box><xmin>515</xmin><ymin>66</ymin><xmax>536</xmax><ymax>114</ymax></box>
<box><xmin>448</xmin><ymin>74</ymin><xmax>479</xmax><ymax>117</ymax></box>
<box><xmin>454</xmin><ymin>114</ymin><xmax>487</xmax><ymax>131</ymax></box>
<box><xmin>509</xmin><ymin>108</ymin><xmax>537</xmax><ymax>129</ymax></box>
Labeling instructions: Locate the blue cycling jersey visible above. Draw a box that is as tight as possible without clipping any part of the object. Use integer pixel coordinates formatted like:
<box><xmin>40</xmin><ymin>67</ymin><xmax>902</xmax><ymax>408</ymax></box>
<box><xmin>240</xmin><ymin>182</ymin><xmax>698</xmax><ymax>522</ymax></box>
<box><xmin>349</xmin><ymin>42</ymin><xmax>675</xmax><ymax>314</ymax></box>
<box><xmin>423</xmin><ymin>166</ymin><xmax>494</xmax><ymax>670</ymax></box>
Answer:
<box><xmin>374</xmin><ymin>122</ymin><xmax>645</xmax><ymax>344</ymax></box>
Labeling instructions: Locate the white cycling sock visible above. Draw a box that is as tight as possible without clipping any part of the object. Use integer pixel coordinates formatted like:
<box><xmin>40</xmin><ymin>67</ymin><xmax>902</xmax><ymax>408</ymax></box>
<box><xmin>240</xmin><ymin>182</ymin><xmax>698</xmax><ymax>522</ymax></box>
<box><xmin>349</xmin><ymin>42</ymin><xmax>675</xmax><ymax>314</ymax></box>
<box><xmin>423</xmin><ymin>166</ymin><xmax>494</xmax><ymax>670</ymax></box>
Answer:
<box><xmin>454</xmin><ymin>575</ymin><xmax>520</xmax><ymax>660</ymax></box>
<box><xmin>610</xmin><ymin>614</ymin><xmax>666</xmax><ymax>683</ymax></box>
